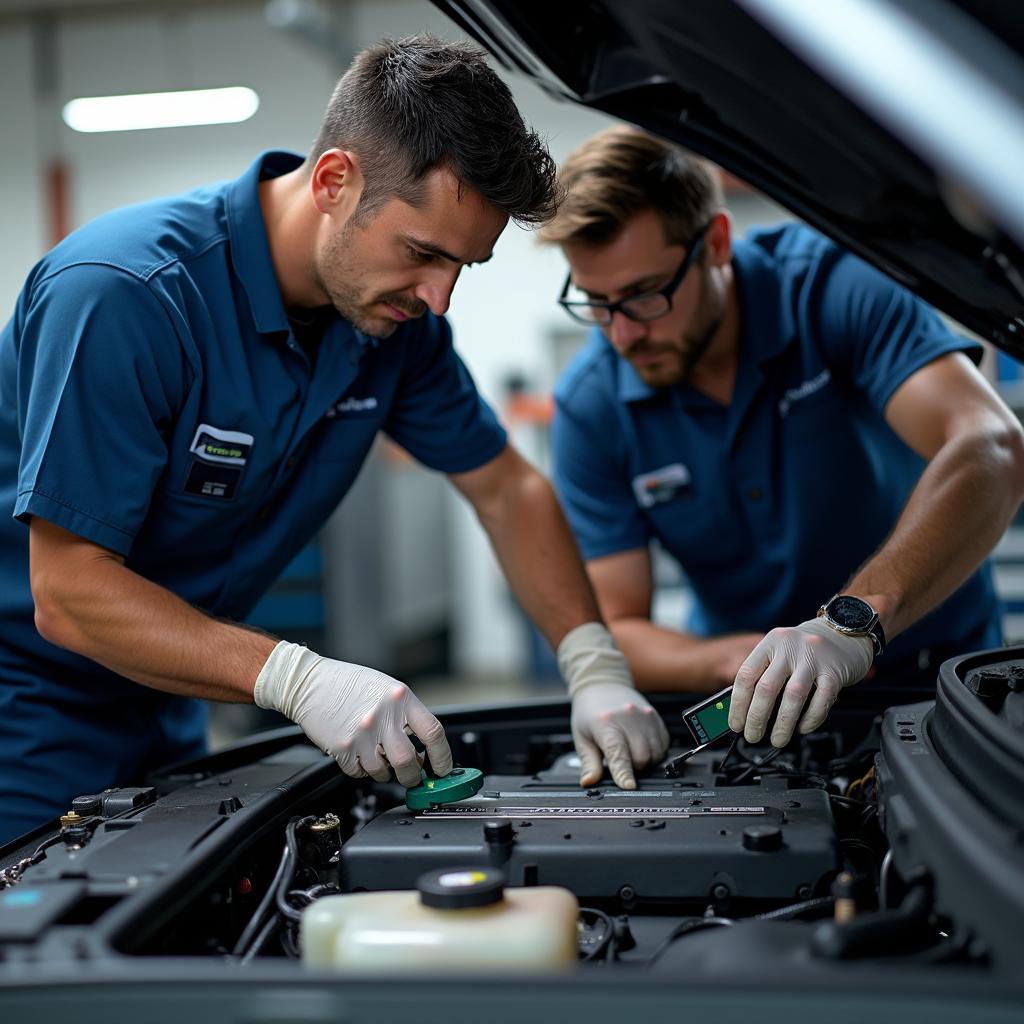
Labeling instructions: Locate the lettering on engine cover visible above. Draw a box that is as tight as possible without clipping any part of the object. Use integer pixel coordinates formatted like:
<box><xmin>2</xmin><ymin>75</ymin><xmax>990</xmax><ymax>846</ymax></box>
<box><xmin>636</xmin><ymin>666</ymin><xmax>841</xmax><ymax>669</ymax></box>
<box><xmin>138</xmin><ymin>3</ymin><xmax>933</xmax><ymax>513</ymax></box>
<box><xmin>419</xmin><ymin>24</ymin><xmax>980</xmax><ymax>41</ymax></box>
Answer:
<box><xmin>419</xmin><ymin>805</ymin><xmax>767</xmax><ymax>818</ymax></box>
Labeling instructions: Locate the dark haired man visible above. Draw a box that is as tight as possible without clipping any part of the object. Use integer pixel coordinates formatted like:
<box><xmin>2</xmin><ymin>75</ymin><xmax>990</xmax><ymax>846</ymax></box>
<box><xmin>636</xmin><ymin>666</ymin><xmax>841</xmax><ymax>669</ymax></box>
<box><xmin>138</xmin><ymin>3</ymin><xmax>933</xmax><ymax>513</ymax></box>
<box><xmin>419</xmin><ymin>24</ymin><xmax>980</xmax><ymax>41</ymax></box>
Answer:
<box><xmin>0</xmin><ymin>39</ymin><xmax>667</xmax><ymax>843</ymax></box>
<box><xmin>544</xmin><ymin>124</ymin><xmax>1024</xmax><ymax>748</ymax></box>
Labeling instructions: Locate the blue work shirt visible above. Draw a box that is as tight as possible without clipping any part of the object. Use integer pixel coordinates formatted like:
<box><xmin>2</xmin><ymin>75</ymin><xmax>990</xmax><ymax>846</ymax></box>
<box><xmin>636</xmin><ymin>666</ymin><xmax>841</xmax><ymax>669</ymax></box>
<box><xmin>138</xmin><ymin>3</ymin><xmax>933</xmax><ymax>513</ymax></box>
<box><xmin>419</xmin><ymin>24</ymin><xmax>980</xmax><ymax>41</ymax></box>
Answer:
<box><xmin>0</xmin><ymin>151</ymin><xmax>506</xmax><ymax>836</ymax></box>
<box><xmin>553</xmin><ymin>223</ymin><xmax>1001</xmax><ymax>669</ymax></box>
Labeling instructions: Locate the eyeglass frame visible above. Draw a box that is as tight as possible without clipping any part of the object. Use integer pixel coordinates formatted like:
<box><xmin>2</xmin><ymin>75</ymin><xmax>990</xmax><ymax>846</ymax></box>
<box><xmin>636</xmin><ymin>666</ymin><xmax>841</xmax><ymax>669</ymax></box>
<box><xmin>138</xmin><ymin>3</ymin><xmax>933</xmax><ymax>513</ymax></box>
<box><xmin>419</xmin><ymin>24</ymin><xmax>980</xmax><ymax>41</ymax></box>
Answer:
<box><xmin>557</xmin><ymin>221</ymin><xmax>712</xmax><ymax>326</ymax></box>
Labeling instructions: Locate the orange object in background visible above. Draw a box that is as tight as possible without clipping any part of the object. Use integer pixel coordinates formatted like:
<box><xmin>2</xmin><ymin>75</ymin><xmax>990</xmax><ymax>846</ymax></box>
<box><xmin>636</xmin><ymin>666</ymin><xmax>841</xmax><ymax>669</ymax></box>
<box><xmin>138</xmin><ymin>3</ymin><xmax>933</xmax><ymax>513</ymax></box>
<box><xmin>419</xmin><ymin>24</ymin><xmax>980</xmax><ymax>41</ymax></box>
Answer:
<box><xmin>46</xmin><ymin>158</ymin><xmax>71</xmax><ymax>246</ymax></box>
<box><xmin>504</xmin><ymin>390</ymin><xmax>553</xmax><ymax>426</ymax></box>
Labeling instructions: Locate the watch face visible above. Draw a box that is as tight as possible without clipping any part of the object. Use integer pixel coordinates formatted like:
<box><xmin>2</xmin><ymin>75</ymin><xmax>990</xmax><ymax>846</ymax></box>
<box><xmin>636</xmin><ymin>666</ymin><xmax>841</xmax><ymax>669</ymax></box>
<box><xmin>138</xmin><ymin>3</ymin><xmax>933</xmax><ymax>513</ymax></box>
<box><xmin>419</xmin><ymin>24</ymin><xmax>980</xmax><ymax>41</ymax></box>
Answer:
<box><xmin>829</xmin><ymin>596</ymin><xmax>875</xmax><ymax>629</ymax></box>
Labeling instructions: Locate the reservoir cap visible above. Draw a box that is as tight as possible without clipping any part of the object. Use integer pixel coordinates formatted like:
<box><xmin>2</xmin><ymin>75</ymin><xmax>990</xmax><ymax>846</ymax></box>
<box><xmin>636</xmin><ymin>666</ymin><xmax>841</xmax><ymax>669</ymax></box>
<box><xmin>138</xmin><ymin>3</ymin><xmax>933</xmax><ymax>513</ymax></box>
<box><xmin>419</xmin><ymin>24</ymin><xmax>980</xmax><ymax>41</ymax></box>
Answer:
<box><xmin>405</xmin><ymin>766</ymin><xmax>484</xmax><ymax>810</ymax></box>
<box><xmin>418</xmin><ymin>867</ymin><xmax>505</xmax><ymax>909</ymax></box>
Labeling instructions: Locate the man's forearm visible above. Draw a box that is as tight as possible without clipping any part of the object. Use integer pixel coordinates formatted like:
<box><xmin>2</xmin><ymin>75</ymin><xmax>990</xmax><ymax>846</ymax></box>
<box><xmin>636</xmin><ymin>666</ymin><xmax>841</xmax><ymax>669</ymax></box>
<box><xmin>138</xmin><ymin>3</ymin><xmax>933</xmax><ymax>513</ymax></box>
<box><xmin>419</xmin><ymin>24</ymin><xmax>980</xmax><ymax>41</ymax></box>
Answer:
<box><xmin>610</xmin><ymin>617</ymin><xmax>761</xmax><ymax>692</ymax></box>
<box><xmin>32</xmin><ymin>537</ymin><xmax>277</xmax><ymax>701</ymax></box>
<box><xmin>847</xmin><ymin>427</ymin><xmax>1024</xmax><ymax>639</ymax></box>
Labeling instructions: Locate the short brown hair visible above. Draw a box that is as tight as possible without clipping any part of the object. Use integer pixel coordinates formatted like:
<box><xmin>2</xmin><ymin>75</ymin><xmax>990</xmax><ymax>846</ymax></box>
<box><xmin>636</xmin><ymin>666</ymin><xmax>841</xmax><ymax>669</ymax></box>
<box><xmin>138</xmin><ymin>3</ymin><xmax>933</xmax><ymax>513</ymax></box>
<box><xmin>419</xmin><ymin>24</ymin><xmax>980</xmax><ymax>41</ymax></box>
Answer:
<box><xmin>538</xmin><ymin>125</ymin><xmax>722</xmax><ymax>247</ymax></box>
<box><xmin>308</xmin><ymin>35</ymin><xmax>559</xmax><ymax>227</ymax></box>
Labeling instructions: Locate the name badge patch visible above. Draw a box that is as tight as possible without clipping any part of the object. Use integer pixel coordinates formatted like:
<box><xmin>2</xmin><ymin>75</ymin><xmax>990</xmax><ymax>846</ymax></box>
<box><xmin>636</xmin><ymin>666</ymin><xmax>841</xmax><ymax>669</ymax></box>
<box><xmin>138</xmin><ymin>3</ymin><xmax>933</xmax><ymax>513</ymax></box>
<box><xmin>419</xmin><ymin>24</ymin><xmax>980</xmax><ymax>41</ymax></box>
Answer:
<box><xmin>184</xmin><ymin>424</ymin><xmax>254</xmax><ymax>499</ymax></box>
<box><xmin>632</xmin><ymin>463</ymin><xmax>691</xmax><ymax>508</ymax></box>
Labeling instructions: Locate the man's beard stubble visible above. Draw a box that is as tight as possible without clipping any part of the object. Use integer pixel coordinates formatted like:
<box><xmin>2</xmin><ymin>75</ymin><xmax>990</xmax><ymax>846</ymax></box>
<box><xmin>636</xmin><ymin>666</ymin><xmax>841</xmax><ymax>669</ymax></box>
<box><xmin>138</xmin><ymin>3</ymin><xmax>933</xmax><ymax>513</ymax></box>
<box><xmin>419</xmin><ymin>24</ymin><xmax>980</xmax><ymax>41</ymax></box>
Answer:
<box><xmin>315</xmin><ymin>222</ymin><xmax>425</xmax><ymax>340</ymax></box>
<box><xmin>633</xmin><ymin>268</ymin><xmax>726</xmax><ymax>388</ymax></box>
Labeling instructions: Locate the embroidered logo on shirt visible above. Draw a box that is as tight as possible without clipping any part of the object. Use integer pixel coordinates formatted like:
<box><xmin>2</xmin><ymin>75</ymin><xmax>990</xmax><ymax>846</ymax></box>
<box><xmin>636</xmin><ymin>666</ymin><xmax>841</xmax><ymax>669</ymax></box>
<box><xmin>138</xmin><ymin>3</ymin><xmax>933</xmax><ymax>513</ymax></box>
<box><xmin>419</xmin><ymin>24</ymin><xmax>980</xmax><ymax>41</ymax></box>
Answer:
<box><xmin>184</xmin><ymin>423</ymin><xmax>254</xmax><ymax>499</ymax></box>
<box><xmin>778</xmin><ymin>369</ymin><xmax>832</xmax><ymax>416</ymax></box>
<box><xmin>632</xmin><ymin>463</ymin><xmax>691</xmax><ymax>508</ymax></box>
<box><xmin>326</xmin><ymin>396</ymin><xmax>379</xmax><ymax>419</ymax></box>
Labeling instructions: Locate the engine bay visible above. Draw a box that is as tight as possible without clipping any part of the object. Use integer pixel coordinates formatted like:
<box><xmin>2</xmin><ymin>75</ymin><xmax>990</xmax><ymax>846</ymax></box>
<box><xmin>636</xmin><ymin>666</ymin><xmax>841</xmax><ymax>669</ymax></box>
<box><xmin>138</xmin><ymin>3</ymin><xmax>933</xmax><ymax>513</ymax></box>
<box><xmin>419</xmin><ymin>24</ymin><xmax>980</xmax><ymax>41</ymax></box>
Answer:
<box><xmin>0</xmin><ymin>649</ymin><xmax>1021</xmax><ymax>1014</ymax></box>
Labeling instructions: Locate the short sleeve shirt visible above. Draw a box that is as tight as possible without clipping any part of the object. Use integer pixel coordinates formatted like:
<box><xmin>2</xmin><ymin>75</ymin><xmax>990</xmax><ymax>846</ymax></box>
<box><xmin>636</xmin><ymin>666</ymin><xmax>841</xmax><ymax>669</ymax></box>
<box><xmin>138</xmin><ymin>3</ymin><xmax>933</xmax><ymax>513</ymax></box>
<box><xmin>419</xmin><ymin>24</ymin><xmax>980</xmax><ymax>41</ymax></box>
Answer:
<box><xmin>0</xmin><ymin>151</ymin><xmax>507</xmax><ymax>709</ymax></box>
<box><xmin>552</xmin><ymin>223</ymin><xmax>1000</xmax><ymax>663</ymax></box>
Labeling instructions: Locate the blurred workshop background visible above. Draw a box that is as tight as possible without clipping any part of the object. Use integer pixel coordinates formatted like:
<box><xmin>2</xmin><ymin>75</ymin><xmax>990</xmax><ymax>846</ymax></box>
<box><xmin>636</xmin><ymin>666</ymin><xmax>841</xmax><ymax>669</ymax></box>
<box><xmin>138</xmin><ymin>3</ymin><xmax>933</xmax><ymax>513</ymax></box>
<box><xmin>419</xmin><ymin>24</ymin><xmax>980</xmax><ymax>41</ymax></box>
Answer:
<box><xmin>2</xmin><ymin>0</ymin><xmax>1022</xmax><ymax>747</ymax></box>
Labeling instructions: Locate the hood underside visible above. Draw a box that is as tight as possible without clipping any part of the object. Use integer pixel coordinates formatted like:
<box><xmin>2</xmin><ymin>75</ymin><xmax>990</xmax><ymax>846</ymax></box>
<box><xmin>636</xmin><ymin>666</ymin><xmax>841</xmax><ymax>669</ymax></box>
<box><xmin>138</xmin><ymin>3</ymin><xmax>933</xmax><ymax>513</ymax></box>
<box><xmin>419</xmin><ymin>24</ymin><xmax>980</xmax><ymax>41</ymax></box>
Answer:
<box><xmin>435</xmin><ymin>0</ymin><xmax>1024</xmax><ymax>358</ymax></box>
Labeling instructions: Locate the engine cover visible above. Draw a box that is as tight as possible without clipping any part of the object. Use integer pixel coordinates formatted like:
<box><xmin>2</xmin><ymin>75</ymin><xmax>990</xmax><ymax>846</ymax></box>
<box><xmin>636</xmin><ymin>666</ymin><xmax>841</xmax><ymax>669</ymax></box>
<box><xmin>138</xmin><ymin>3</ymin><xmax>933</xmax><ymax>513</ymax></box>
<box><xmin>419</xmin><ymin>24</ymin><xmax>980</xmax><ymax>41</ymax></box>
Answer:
<box><xmin>340</xmin><ymin>767</ymin><xmax>837</xmax><ymax>905</ymax></box>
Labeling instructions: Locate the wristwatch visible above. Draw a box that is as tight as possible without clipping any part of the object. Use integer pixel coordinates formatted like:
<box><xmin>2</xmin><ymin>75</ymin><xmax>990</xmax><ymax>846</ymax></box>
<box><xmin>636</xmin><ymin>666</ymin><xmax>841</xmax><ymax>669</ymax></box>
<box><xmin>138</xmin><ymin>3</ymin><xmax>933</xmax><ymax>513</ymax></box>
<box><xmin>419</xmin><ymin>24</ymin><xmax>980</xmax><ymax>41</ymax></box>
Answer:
<box><xmin>817</xmin><ymin>594</ymin><xmax>886</xmax><ymax>658</ymax></box>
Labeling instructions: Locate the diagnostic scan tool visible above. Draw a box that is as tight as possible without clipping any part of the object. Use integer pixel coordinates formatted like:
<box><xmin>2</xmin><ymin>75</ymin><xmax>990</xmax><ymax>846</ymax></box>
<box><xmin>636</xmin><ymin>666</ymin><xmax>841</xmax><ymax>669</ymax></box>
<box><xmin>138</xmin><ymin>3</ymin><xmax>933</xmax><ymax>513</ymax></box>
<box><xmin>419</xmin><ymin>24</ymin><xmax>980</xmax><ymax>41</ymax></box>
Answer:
<box><xmin>665</xmin><ymin>686</ymin><xmax>734</xmax><ymax>776</ymax></box>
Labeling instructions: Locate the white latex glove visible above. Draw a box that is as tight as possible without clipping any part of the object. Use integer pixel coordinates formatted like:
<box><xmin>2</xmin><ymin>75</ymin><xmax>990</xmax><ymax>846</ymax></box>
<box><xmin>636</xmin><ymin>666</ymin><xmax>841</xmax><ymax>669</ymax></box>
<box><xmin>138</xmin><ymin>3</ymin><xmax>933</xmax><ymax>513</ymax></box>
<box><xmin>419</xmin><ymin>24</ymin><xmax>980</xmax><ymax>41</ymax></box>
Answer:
<box><xmin>558</xmin><ymin>622</ymin><xmax>670</xmax><ymax>790</ymax></box>
<box><xmin>254</xmin><ymin>641</ymin><xmax>452</xmax><ymax>787</ymax></box>
<box><xmin>728</xmin><ymin>618</ymin><xmax>874</xmax><ymax>748</ymax></box>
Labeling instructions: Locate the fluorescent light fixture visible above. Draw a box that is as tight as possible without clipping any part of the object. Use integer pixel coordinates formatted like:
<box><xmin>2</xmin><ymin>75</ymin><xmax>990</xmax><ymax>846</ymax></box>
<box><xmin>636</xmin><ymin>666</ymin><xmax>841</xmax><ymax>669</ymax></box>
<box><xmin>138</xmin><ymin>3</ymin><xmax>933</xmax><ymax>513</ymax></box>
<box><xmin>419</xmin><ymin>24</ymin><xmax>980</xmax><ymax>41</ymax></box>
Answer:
<box><xmin>62</xmin><ymin>86</ymin><xmax>259</xmax><ymax>133</ymax></box>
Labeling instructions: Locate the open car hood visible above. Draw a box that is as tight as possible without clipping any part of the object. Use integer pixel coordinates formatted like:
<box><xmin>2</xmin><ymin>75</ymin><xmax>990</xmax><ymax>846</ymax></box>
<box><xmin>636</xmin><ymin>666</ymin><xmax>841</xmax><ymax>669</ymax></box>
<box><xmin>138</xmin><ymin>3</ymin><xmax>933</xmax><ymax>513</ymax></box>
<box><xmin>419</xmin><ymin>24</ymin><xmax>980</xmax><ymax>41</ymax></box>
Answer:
<box><xmin>434</xmin><ymin>0</ymin><xmax>1024</xmax><ymax>357</ymax></box>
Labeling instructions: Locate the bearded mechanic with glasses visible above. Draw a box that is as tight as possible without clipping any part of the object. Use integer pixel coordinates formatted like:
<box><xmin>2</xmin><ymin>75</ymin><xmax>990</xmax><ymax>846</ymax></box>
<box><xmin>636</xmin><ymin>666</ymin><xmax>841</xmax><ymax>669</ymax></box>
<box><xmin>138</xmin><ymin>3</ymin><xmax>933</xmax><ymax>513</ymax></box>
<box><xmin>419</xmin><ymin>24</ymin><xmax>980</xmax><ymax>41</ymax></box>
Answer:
<box><xmin>542</xmin><ymin>124</ymin><xmax>1024</xmax><ymax>750</ymax></box>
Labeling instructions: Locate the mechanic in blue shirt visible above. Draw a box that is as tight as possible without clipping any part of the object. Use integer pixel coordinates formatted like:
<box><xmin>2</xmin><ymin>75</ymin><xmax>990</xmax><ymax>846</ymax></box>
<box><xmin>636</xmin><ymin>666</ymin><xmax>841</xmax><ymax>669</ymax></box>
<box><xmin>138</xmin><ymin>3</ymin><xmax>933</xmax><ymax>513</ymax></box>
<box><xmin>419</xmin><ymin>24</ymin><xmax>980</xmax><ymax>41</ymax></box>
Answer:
<box><xmin>543</xmin><ymin>125</ymin><xmax>1024</xmax><ymax>749</ymax></box>
<box><xmin>0</xmin><ymin>40</ymin><xmax>669</xmax><ymax>844</ymax></box>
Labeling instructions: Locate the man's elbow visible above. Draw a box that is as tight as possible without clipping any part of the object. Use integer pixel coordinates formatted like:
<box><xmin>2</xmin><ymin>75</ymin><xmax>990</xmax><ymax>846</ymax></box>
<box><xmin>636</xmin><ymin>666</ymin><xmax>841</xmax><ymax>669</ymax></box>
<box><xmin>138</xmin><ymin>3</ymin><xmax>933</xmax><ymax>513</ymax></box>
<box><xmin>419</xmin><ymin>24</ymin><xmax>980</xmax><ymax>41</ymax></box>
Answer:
<box><xmin>475</xmin><ymin>459</ymin><xmax>554</xmax><ymax>532</ymax></box>
<box><xmin>993</xmin><ymin>417</ymin><xmax>1024</xmax><ymax>504</ymax></box>
<box><xmin>31</xmin><ymin>574</ymin><xmax>81</xmax><ymax>651</ymax></box>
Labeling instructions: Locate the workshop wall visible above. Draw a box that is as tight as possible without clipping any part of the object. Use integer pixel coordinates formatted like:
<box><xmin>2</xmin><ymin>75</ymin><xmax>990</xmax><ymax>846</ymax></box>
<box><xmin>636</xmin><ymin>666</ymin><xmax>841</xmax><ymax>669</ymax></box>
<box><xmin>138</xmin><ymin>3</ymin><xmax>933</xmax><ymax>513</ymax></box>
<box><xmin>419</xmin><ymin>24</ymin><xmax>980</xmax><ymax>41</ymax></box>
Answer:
<box><xmin>0</xmin><ymin>20</ymin><xmax>43</xmax><ymax>318</ymax></box>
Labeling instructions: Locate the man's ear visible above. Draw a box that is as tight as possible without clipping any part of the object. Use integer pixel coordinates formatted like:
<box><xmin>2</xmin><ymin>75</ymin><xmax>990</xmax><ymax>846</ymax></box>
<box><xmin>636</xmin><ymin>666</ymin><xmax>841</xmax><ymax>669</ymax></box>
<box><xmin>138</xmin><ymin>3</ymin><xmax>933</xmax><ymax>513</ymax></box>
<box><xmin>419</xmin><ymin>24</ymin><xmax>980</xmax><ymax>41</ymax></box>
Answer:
<box><xmin>705</xmin><ymin>210</ymin><xmax>733</xmax><ymax>267</ymax></box>
<box><xmin>309</xmin><ymin>148</ymin><xmax>364</xmax><ymax>222</ymax></box>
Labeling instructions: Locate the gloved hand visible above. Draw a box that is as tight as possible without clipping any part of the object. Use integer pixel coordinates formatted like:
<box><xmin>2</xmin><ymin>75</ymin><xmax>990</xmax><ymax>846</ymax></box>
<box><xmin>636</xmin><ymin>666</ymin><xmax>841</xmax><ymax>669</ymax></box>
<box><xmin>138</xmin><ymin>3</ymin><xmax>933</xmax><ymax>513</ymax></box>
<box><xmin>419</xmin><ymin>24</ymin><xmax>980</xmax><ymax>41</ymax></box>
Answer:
<box><xmin>254</xmin><ymin>640</ymin><xmax>452</xmax><ymax>787</ymax></box>
<box><xmin>728</xmin><ymin>618</ymin><xmax>874</xmax><ymax>748</ymax></box>
<box><xmin>558</xmin><ymin>622</ymin><xmax>670</xmax><ymax>790</ymax></box>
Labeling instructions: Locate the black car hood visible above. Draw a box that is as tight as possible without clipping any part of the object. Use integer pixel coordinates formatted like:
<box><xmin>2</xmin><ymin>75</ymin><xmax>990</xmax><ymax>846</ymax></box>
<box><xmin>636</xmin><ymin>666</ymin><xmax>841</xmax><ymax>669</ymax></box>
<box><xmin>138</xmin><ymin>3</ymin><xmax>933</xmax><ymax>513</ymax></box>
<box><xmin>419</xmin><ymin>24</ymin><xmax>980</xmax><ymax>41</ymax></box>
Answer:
<box><xmin>434</xmin><ymin>0</ymin><xmax>1024</xmax><ymax>357</ymax></box>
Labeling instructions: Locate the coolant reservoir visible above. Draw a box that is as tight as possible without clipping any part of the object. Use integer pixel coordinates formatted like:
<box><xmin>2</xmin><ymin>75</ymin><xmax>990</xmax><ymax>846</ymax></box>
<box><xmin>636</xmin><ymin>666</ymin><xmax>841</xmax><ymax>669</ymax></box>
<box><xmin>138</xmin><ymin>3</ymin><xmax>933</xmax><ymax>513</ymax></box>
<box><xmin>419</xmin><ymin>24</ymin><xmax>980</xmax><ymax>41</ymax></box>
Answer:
<box><xmin>301</xmin><ymin>867</ymin><xmax>578</xmax><ymax>972</ymax></box>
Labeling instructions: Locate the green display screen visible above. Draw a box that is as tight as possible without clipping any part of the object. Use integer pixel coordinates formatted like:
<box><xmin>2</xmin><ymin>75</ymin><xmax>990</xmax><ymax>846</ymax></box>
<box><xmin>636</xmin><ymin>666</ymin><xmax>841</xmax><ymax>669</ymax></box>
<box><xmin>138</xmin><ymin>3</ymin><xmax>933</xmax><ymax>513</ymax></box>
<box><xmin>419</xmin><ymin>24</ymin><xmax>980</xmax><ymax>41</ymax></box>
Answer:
<box><xmin>691</xmin><ymin>693</ymin><xmax>731</xmax><ymax>742</ymax></box>
<box><xmin>697</xmin><ymin>694</ymin><xmax>730</xmax><ymax>735</ymax></box>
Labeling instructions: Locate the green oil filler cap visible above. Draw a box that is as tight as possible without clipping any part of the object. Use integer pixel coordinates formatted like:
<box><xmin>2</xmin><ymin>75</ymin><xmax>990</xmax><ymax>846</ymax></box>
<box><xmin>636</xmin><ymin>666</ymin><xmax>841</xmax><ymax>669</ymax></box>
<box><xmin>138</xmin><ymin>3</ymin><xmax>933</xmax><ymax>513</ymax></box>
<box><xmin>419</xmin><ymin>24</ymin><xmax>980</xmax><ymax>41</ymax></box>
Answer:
<box><xmin>418</xmin><ymin>866</ymin><xmax>506</xmax><ymax>909</ymax></box>
<box><xmin>405</xmin><ymin>766</ymin><xmax>484</xmax><ymax>811</ymax></box>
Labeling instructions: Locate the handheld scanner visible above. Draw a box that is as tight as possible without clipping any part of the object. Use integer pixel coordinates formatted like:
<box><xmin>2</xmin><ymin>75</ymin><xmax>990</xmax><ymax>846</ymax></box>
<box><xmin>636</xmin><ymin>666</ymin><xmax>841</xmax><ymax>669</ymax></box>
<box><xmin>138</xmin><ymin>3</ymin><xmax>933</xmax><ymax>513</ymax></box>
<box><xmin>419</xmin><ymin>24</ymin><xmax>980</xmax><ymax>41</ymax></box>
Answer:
<box><xmin>678</xmin><ymin>685</ymin><xmax>734</xmax><ymax>760</ymax></box>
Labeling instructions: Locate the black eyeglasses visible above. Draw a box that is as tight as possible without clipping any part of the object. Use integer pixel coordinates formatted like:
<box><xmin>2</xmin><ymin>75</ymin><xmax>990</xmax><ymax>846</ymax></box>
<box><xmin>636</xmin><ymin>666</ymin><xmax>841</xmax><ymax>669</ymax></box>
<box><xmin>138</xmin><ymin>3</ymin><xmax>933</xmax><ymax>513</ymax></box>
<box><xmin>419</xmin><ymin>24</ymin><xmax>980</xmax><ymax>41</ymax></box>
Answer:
<box><xmin>557</xmin><ymin>222</ymin><xmax>710</xmax><ymax>326</ymax></box>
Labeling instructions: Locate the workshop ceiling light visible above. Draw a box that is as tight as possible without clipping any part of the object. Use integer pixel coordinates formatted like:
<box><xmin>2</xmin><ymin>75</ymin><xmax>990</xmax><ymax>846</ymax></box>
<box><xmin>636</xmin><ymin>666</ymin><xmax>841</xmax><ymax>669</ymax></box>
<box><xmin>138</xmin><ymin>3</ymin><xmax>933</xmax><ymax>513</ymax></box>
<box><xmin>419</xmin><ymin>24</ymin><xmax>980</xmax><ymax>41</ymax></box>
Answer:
<box><xmin>62</xmin><ymin>86</ymin><xmax>259</xmax><ymax>133</ymax></box>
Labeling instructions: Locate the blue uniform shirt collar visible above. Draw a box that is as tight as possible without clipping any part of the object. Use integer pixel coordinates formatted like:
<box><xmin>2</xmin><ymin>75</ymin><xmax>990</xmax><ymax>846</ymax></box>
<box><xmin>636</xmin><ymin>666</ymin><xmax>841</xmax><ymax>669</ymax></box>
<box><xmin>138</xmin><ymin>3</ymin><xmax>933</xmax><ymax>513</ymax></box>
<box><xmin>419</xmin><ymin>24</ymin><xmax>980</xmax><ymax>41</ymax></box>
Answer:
<box><xmin>615</xmin><ymin>235</ymin><xmax>794</xmax><ymax>405</ymax></box>
<box><xmin>731</xmin><ymin>235</ymin><xmax>792</xmax><ymax>366</ymax></box>
<box><xmin>226</xmin><ymin>150</ymin><xmax>304</xmax><ymax>336</ymax></box>
<box><xmin>615</xmin><ymin>352</ymin><xmax>657</xmax><ymax>403</ymax></box>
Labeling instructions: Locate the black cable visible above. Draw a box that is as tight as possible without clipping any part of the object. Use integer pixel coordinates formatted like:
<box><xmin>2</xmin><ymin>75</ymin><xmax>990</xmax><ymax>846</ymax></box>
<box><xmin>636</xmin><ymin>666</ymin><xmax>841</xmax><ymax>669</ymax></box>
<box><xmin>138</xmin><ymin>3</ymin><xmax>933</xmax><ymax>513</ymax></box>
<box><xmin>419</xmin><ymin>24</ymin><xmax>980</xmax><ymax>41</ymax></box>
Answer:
<box><xmin>275</xmin><ymin>878</ymin><xmax>303</xmax><ymax>922</ymax></box>
<box><xmin>718</xmin><ymin>740</ymin><xmax>761</xmax><ymax>771</ymax></box>
<box><xmin>275</xmin><ymin>816</ymin><xmax>317</xmax><ymax>923</ymax></box>
<box><xmin>665</xmin><ymin>732</ymin><xmax>740</xmax><ymax>778</ymax></box>
<box><xmin>840</xmin><ymin>838</ymin><xmax>879</xmax><ymax>857</ymax></box>
<box><xmin>716</xmin><ymin>735</ymin><xmax>740</xmax><ymax>774</ymax></box>
<box><xmin>879</xmin><ymin>848</ymin><xmax>895</xmax><ymax>909</ymax></box>
<box><xmin>755</xmin><ymin>896</ymin><xmax>834</xmax><ymax>921</ymax></box>
<box><xmin>1</xmin><ymin>824</ymin><xmax>102</xmax><ymax>889</ymax></box>
<box><xmin>828</xmin><ymin>794</ymin><xmax>873</xmax><ymax>808</ymax></box>
<box><xmin>645</xmin><ymin>916</ymin><xmax>734</xmax><ymax>967</ymax></box>
<box><xmin>286</xmin><ymin>883</ymin><xmax>340</xmax><ymax>909</ymax></box>
<box><xmin>279</xmin><ymin>922</ymin><xmax>302</xmax><ymax>959</ymax></box>
<box><xmin>745</xmin><ymin>763</ymin><xmax>831</xmax><ymax>789</ymax></box>
<box><xmin>305</xmin><ymin>883</ymin><xmax>339</xmax><ymax>898</ymax></box>
<box><xmin>727</xmin><ymin>746</ymin><xmax>784</xmax><ymax>785</ymax></box>
<box><xmin>39</xmin><ymin>834</ymin><xmax>69</xmax><ymax>852</ymax></box>
<box><xmin>232</xmin><ymin>815</ymin><xmax>315</xmax><ymax>958</ymax></box>
<box><xmin>239</xmin><ymin>914</ymin><xmax>281</xmax><ymax>965</ymax></box>
<box><xmin>231</xmin><ymin>844</ymin><xmax>293</xmax><ymax>957</ymax></box>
